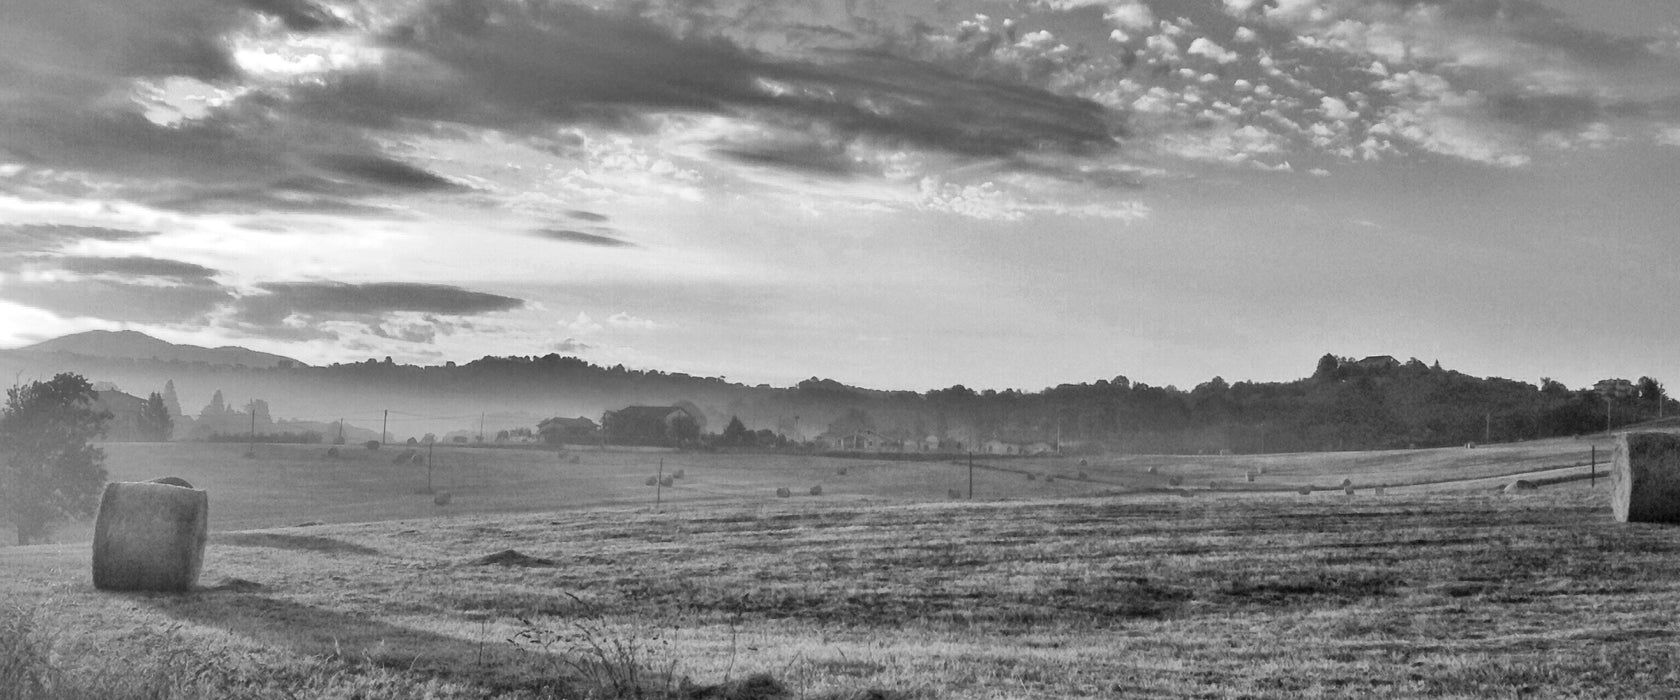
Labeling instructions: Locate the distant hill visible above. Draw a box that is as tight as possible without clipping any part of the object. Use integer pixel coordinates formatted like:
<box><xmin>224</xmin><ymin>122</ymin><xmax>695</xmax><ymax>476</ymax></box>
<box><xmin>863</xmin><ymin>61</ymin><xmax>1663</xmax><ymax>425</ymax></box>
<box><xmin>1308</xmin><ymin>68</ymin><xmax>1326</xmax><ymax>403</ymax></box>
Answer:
<box><xmin>14</xmin><ymin>330</ymin><xmax>306</xmax><ymax>369</ymax></box>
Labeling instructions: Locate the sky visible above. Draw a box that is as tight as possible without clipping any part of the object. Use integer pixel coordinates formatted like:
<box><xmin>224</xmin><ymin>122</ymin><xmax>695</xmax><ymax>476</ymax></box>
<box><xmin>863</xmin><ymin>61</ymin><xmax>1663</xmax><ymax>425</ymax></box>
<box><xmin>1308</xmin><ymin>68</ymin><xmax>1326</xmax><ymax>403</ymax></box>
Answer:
<box><xmin>2</xmin><ymin>0</ymin><xmax>1679</xmax><ymax>393</ymax></box>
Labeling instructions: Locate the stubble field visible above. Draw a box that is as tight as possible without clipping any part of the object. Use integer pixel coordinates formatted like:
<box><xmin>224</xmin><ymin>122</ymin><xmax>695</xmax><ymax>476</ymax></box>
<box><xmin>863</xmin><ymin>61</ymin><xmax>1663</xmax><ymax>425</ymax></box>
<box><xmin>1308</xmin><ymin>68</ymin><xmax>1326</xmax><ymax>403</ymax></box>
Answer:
<box><xmin>4</xmin><ymin>437</ymin><xmax>1679</xmax><ymax>698</ymax></box>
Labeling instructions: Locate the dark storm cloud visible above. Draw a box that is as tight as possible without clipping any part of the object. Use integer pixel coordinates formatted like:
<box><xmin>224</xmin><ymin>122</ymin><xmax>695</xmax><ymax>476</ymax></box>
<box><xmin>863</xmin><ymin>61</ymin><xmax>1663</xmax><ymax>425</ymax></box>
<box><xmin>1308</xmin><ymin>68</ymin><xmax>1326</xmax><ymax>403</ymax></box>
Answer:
<box><xmin>0</xmin><ymin>280</ymin><xmax>232</xmax><ymax>323</ymax></box>
<box><xmin>567</xmin><ymin>210</ymin><xmax>610</xmax><ymax>222</ymax></box>
<box><xmin>242</xmin><ymin>0</ymin><xmax>345</xmax><ymax>32</ymax></box>
<box><xmin>289</xmin><ymin>0</ymin><xmax>1121</xmax><ymax>161</ymax></box>
<box><xmin>235</xmin><ymin>281</ymin><xmax>526</xmax><ymax>326</ymax></box>
<box><xmin>1</xmin><ymin>0</ymin><xmax>249</xmax><ymax>87</ymax></box>
<box><xmin>313</xmin><ymin>154</ymin><xmax>463</xmax><ymax>191</ymax></box>
<box><xmin>531</xmin><ymin>229</ymin><xmax>637</xmax><ymax>248</ymax></box>
<box><xmin>717</xmin><ymin>141</ymin><xmax>859</xmax><ymax>176</ymax></box>
<box><xmin>0</xmin><ymin>225</ymin><xmax>157</xmax><ymax>255</ymax></box>
<box><xmin>1487</xmin><ymin>93</ymin><xmax>1603</xmax><ymax>130</ymax></box>
<box><xmin>58</xmin><ymin>256</ymin><xmax>220</xmax><ymax>282</ymax></box>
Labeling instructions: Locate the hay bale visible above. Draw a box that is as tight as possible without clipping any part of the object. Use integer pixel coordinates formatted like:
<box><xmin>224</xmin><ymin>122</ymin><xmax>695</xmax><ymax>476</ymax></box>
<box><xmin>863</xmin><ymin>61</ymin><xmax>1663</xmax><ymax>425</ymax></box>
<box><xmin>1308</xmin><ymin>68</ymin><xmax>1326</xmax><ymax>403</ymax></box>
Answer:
<box><xmin>1147</xmin><ymin>466</ymin><xmax>1158</xmax><ymax>474</ymax></box>
<box><xmin>1613</xmin><ymin>432</ymin><xmax>1680</xmax><ymax>523</ymax></box>
<box><xmin>1167</xmin><ymin>475</ymin><xmax>1182</xmax><ymax>486</ymax></box>
<box><xmin>645</xmin><ymin>476</ymin><xmax>658</xmax><ymax>486</ymax></box>
<box><xmin>1297</xmin><ymin>487</ymin><xmax>1312</xmax><ymax>495</ymax></box>
<box><xmin>1025</xmin><ymin>472</ymin><xmax>1036</xmax><ymax>481</ymax></box>
<box><xmin>1504</xmin><ymin>480</ymin><xmax>1538</xmax><ymax>493</ymax></box>
<box><xmin>148</xmin><ymin>476</ymin><xmax>194</xmax><ymax>488</ymax></box>
<box><xmin>1245</xmin><ymin>471</ymin><xmax>1256</xmax><ymax>482</ymax></box>
<box><xmin>1343</xmin><ymin>487</ymin><xmax>1355</xmax><ymax>496</ymax></box>
<box><xmin>836</xmin><ymin>467</ymin><xmax>848</xmax><ymax>476</ymax></box>
<box><xmin>659</xmin><ymin>476</ymin><xmax>675</xmax><ymax>488</ymax></box>
<box><xmin>1340</xmin><ymin>478</ymin><xmax>1354</xmax><ymax>489</ymax></box>
<box><xmin>776</xmin><ymin>487</ymin><xmax>792</xmax><ymax>498</ymax></box>
<box><xmin>433</xmin><ymin>491</ymin><xmax>452</xmax><ymax>506</ymax></box>
<box><xmin>673</xmin><ymin>469</ymin><xmax>685</xmax><ymax>479</ymax></box>
<box><xmin>1077</xmin><ymin>471</ymin><xmax>1089</xmax><ymax>480</ymax></box>
<box><xmin>809</xmin><ymin>485</ymin><xmax>823</xmax><ymax>496</ymax></box>
<box><xmin>1374</xmin><ymin>486</ymin><xmax>1386</xmax><ymax>496</ymax></box>
<box><xmin>92</xmin><ymin>481</ymin><xmax>209</xmax><ymax>592</ymax></box>
<box><xmin>325</xmin><ymin>446</ymin><xmax>340</xmax><ymax>459</ymax></box>
<box><xmin>948</xmin><ymin>488</ymin><xmax>963</xmax><ymax>499</ymax></box>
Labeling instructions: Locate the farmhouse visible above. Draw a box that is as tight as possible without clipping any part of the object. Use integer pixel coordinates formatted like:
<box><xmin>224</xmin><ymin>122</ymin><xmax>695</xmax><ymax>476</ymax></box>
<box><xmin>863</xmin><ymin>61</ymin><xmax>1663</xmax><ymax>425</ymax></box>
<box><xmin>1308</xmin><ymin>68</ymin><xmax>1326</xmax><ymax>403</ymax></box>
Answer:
<box><xmin>601</xmin><ymin>404</ymin><xmax>702</xmax><ymax>446</ymax></box>
<box><xmin>537</xmin><ymin>416</ymin><xmax>599</xmax><ymax>445</ymax></box>
<box><xmin>91</xmin><ymin>389</ymin><xmax>147</xmax><ymax>442</ymax></box>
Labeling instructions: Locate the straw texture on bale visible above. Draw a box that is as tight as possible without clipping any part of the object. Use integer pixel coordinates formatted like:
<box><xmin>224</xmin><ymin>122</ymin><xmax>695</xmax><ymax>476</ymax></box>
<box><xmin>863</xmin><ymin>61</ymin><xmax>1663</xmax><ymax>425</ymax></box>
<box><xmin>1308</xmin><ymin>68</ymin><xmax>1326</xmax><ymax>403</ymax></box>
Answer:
<box><xmin>92</xmin><ymin>481</ymin><xmax>209</xmax><ymax>592</ymax></box>
<box><xmin>1612</xmin><ymin>432</ymin><xmax>1680</xmax><ymax>523</ymax></box>
<box><xmin>148</xmin><ymin>476</ymin><xmax>194</xmax><ymax>488</ymax></box>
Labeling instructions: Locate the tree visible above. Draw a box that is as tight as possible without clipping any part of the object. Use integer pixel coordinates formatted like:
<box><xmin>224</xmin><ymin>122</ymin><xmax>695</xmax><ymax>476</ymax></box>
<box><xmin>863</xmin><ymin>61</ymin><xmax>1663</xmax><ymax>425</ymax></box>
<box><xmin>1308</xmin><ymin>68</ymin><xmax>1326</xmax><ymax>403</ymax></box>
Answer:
<box><xmin>161</xmin><ymin>379</ymin><xmax>183</xmax><ymax>417</ymax></box>
<box><xmin>138</xmin><ymin>392</ymin><xmax>173</xmax><ymax>441</ymax></box>
<box><xmin>0</xmin><ymin>373</ymin><xmax>110</xmax><ymax>545</ymax></box>
<box><xmin>721</xmin><ymin>415</ymin><xmax>751</xmax><ymax>446</ymax></box>
<box><xmin>200</xmin><ymin>390</ymin><xmax>226</xmax><ymax>418</ymax></box>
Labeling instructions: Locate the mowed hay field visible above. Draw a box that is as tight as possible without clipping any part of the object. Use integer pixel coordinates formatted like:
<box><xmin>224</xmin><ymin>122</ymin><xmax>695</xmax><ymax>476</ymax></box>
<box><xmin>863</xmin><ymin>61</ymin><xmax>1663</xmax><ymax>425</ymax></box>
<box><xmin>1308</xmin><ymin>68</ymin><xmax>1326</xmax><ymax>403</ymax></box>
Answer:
<box><xmin>5</xmin><ymin>436</ymin><xmax>1679</xmax><ymax>698</ymax></box>
<box><xmin>9</xmin><ymin>485</ymin><xmax>1680</xmax><ymax>698</ymax></box>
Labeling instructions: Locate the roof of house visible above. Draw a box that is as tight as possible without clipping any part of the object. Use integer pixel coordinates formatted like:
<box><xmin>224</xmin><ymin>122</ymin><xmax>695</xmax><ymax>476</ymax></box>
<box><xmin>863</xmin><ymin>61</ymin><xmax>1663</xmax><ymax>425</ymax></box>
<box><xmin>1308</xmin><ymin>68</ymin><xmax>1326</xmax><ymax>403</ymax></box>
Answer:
<box><xmin>609</xmin><ymin>405</ymin><xmax>697</xmax><ymax>422</ymax></box>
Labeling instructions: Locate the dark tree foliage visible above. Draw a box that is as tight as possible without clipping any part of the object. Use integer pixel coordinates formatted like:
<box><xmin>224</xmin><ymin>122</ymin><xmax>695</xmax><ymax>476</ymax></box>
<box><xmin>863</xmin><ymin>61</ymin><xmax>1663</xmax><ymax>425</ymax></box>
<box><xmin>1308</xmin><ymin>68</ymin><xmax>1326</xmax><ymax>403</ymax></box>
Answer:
<box><xmin>0</xmin><ymin>373</ymin><xmax>110</xmax><ymax>545</ymax></box>
<box><xmin>720</xmin><ymin>415</ymin><xmax>751</xmax><ymax>446</ymax></box>
<box><xmin>138</xmin><ymin>391</ymin><xmax>173</xmax><ymax>441</ymax></box>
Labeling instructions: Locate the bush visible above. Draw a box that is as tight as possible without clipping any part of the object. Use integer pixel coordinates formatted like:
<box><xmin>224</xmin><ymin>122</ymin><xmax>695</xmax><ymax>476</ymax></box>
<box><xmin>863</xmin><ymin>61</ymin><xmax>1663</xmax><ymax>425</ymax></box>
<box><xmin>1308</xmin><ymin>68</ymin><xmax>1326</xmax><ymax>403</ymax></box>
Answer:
<box><xmin>364</xmin><ymin>440</ymin><xmax>380</xmax><ymax>451</ymax></box>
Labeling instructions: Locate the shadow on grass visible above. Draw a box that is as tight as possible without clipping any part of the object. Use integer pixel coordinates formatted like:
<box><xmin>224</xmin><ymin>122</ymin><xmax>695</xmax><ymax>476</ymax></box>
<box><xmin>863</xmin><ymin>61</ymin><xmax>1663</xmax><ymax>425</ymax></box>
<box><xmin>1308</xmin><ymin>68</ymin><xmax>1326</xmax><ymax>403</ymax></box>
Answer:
<box><xmin>143</xmin><ymin>591</ymin><xmax>569</xmax><ymax>694</ymax></box>
<box><xmin>212</xmin><ymin>533</ymin><xmax>382</xmax><ymax>556</ymax></box>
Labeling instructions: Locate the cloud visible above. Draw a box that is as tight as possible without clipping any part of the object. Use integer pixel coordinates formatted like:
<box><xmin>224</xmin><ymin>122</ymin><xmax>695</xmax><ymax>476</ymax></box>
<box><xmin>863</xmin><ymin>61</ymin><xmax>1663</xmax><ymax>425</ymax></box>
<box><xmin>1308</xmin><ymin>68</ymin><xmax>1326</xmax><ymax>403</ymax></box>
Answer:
<box><xmin>607</xmin><ymin>312</ymin><xmax>658</xmax><ymax>330</ymax></box>
<box><xmin>312</xmin><ymin>154</ymin><xmax>463</xmax><ymax>192</ymax></box>
<box><xmin>0</xmin><ymin>279</ymin><xmax>232</xmax><ymax>324</ymax></box>
<box><xmin>57</xmin><ymin>256</ymin><xmax>219</xmax><ymax>282</ymax></box>
<box><xmin>0</xmin><ymin>224</ymin><xmax>157</xmax><ymax>255</ymax></box>
<box><xmin>235</xmin><ymin>281</ymin><xmax>525</xmax><ymax>327</ymax></box>
<box><xmin>1659</xmin><ymin>126</ymin><xmax>1680</xmax><ymax>148</ymax></box>
<box><xmin>561</xmin><ymin>312</ymin><xmax>603</xmax><ymax>335</ymax></box>
<box><xmin>531</xmin><ymin>229</ymin><xmax>636</xmax><ymax>248</ymax></box>
<box><xmin>552</xmin><ymin>337</ymin><xmax>593</xmax><ymax>353</ymax></box>
<box><xmin>567</xmin><ymin>210</ymin><xmax>609</xmax><ymax>222</ymax></box>
<box><xmin>1188</xmin><ymin>38</ymin><xmax>1239</xmax><ymax>64</ymax></box>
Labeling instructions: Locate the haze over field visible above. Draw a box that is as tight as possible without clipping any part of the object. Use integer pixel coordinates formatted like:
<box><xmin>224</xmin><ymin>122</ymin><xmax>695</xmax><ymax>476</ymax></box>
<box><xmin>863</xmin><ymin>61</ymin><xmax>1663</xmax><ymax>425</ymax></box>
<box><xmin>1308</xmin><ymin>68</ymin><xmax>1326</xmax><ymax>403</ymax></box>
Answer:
<box><xmin>4</xmin><ymin>0</ymin><xmax>1680</xmax><ymax>394</ymax></box>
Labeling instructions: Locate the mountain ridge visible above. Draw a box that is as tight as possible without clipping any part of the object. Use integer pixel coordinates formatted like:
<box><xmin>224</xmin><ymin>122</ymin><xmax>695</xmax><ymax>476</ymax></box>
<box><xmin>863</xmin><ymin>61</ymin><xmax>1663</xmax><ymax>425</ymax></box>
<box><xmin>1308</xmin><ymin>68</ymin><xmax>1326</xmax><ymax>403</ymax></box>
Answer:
<box><xmin>15</xmin><ymin>330</ymin><xmax>307</xmax><ymax>369</ymax></box>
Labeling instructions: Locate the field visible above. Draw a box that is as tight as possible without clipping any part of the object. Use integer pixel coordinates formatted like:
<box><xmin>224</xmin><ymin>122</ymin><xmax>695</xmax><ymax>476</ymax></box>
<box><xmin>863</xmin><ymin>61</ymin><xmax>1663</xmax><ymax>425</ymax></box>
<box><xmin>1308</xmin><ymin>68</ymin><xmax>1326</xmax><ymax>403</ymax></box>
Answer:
<box><xmin>5</xmin><ymin>435</ymin><xmax>1680</xmax><ymax>698</ymax></box>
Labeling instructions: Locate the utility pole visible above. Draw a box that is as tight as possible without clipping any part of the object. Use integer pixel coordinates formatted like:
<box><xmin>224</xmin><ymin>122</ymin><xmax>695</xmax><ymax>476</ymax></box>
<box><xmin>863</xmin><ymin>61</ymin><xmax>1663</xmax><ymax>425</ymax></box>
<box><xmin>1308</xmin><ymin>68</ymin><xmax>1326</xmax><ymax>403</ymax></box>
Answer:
<box><xmin>382</xmin><ymin>409</ymin><xmax>389</xmax><ymax>445</ymax></box>
<box><xmin>1606</xmin><ymin>396</ymin><xmax>1613</xmax><ymax>433</ymax></box>
<box><xmin>656</xmin><ymin>458</ymin><xmax>663</xmax><ymax>508</ymax></box>
<box><xmin>479</xmin><ymin>412</ymin><xmax>485</xmax><ymax>442</ymax></box>
<box><xmin>1591</xmin><ymin>445</ymin><xmax>1596</xmax><ymax>489</ymax></box>
<box><xmin>249</xmin><ymin>408</ymin><xmax>256</xmax><ymax>454</ymax></box>
<box><xmin>967</xmin><ymin>452</ymin><xmax>974</xmax><ymax>499</ymax></box>
<box><xmin>1485</xmin><ymin>413</ymin><xmax>1491</xmax><ymax>444</ymax></box>
<box><xmin>336</xmin><ymin>419</ymin><xmax>344</xmax><ymax>445</ymax></box>
<box><xmin>427</xmin><ymin>441</ymin><xmax>435</xmax><ymax>494</ymax></box>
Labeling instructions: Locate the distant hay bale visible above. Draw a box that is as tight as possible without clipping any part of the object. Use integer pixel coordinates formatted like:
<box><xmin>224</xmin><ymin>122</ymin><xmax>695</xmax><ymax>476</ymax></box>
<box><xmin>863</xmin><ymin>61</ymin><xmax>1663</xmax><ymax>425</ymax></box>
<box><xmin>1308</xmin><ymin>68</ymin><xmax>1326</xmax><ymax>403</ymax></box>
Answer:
<box><xmin>1147</xmin><ymin>466</ymin><xmax>1159</xmax><ymax>474</ymax></box>
<box><xmin>948</xmin><ymin>488</ymin><xmax>963</xmax><ymax>499</ymax></box>
<box><xmin>1343</xmin><ymin>487</ymin><xmax>1355</xmax><ymax>496</ymax></box>
<box><xmin>659</xmin><ymin>476</ymin><xmax>674</xmax><ymax>488</ymax></box>
<box><xmin>1340</xmin><ymin>478</ymin><xmax>1354</xmax><ymax>489</ymax></box>
<box><xmin>569</xmin><ymin>454</ymin><xmax>581</xmax><ymax>463</ymax></box>
<box><xmin>1044</xmin><ymin>476</ymin><xmax>1055</xmax><ymax>484</ymax></box>
<box><xmin>1613</xmin><ymin>432</ymin><xmax>1680</xmax><ymax>523</ymax></box>
<box><xmin>1079</xmin><ymin>459</ymin><xmax>1089</xmax><ymax>467</ymax></box>
<box><xmin>1167</xmin><ymin>475</ymin><xmax>1182</xmax><ymax>486</ymax></box>
<box><xmin>645</xmin><ymin>476</ymin><xmax>658</xmax><ymax>486</ymax></box>
<box><xmin>836</xmin><ymin>467</ymin><xmax>848</xmax><ymax>476</ymax></box>
<box><xmin>92</xmin><ymin>481</ymin><xmax>208</xmax><ymax>592</ymax></box>
<box><xmin>148</xmin><ymin>476</ymin><xmax>194</xmax><ymax>488</ymax></box>
<box><xmin>325</xmin><ymin>446</ymin><xmax>340</xmax><ymax>459</ymax></box>
<box><xmin>1178</xmin><ymin>489</ymin><xmax>1195</xmax><ymax>498</ymax></box>
<box><xmin>809</xmin><ymin>485</ymin><xmax>823</xmax><ymax>496</ymax></box>
<box><xmin>392</xmin><ymin>450</ymin><xmax>414</xmax><ymax>465</ymax></box>
<box><xmin>1504</xmin><ymin>480</ymin><xmax>1538</xmax><ymax>493</ymax></box>
<box><xmin>1465</xmin><ymin>442</ymin><xmax>1476</xmax><ymax>449</ymax></box>
<box><xmin>1297</xmin><ymin>487</ymin><xmax>1312</xmax><ymax>495</ymax></box>
<box><xmin>1374</xmin><ymin>486</ymin><xmax>1386</xmax><ymax>496</ymax></box>
<box><xmin>673</xmin><ymin>469</ymin><xmax>685</xmax><ymax>479</ymax></box>
<box><xmin>1077</xmin><ymin>471</ymin><xmax>1090</xmax><ymax>480</ymax></box>
<box><xmin>1025</xmin><ymin>472</ymin><xmax>1036</xmax><ymax>481</ymax></box>
<box><xmin>365</xmin><ymin>440</ymin><xmax>380</xmax><ymax>451</ymax></box>
<box><xmin>433</xmin><ymin>491</ymin><xmax>452</xmax><ymax>506</ymax></box>
<box><xmin>776</xmin><ymin>487</ymin><xmax>792</xmax><ymax>498</ymax></box>
<box><xmin>1245</xmin><ymin>472</ymin><xmax>1256</xmax><ymax>482</ymax></box>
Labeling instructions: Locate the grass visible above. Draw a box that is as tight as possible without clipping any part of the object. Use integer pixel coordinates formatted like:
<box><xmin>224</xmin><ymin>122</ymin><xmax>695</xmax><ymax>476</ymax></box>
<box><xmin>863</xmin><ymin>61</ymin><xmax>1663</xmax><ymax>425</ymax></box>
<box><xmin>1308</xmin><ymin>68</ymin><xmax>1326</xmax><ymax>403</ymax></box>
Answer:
<box><xmin>4</xmin><ymin>434</ymin><xmax>1675</xmax><ymax>697</ymax></box>
<box><xmin>8</xmin><ymin>476</ymin><xmax>1680</xmax><ymax>698</ymax></box>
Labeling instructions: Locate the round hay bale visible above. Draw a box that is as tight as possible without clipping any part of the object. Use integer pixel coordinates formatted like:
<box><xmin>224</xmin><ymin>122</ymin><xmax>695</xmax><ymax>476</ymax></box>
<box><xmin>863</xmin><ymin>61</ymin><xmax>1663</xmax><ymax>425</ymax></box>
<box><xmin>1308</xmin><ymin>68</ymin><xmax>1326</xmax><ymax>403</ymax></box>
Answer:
<box><xmin>1025</xmin><ymin>472</ymin><xmax>1036</xmax><ymax>481</ymax></box>
<box><xmin>1465</xmin><ymin>441</ymin><xmax>1476</xmax><ymax>449</ymax></box>
<box><xmin>1079</xmin><ymin>459</ymin><xmax>1089</xmax><ymax>467</ymax></box>
<box><xmin>1343</xmin><ymin>487</ymin><xmax>1355</xmax><ymax>496</ymax></box>
<box><xmin>1077</xmin><ymin>471</ymin><xmax>1090</xmax><ymax>480</ymax></box>
<box><xmin>1504</xmin><ymin>479</ymin><xmax>1539</xmax><ymax>493</ymax></box>
<box><xmin>775</xmin><ymin>487</ymin><xmax>792</xmax><ymax>498</ymax></box>
<box><xmin>1044</xmin><ymin>476</ymin><xmax>1055</xmax><ymax>484</ymax></box>
<box><xmin>1178</xmin><ymin>489</ymin><xmax>1195</xmax><ymax>498</ymax></box>
<box><xmin>673</xmin><ymin>469</ymin><xmax>685</xmax><ymax>479</ymax></box>
<box><xmin>1613</xmin><ymin>432</ymin><xmax>1680</xmax><ymax>523</ymax></box>
<box><xmin>1340</xmin><ymin>478</ymin><xmax>1354</xmax><ymax>489</ymax></box>
<box><xmin>1245</xmin><ymin>472</ymin><xmax>1256</xmax><ymax>483</ymax></box>
<box><xmin>948</xmin><ymin>488</ymin><xmax>963</xmax><ymax>499</ymax></box>
<box><xmin>809</xmin><ymin>485</ymin><xmax>823</xmax><ymax>496</ymax></box>
<box><xmin>325</xmin><ymin>446</ymin><xmax>340</xmax><ymax>459</ymax></box>
<box><xmin>1374</xmin><ymin>486</ymin><xmax>1386</xmax><ymax>496</ymax></box>
<box><xmin>365</xmin><ymin>440</ymin><xmax>380</xmax><ymax>451</ymax></box>
<box><xmin>433</xmin><ymin>491</ymin><xmax>452</xmax><ymax>506</ymax></box>
<box><xmin>659</xmin><ymin>476</ymin><xmax>675</xmax><ymax>488</ymax></box>
<box><xmin>836</xmin><ymin>467</ymin><xmax>848</xmax><ymax>476</ymax></box>
<box><xmin>1297</xmin><ymin>487</ymin><xmax>1312</xmax><ymax>495</ymax></box>
<box><xmin>1147</xmin><ymin>466</ymin><xmax>1159</xmax><ymax>474</ymax></box>
<box><xmin>148</xmin><ymin>476</ymin><xmax>194</xmax><ymax>488</ymax></box>
<box><xmin>569</xmin><ymin>454</ymin><xmax>581</xmax><ymax>463</ymax></box>
<box><xmin>1167</xmin><ymin>475</ymin><xmax>1182</xmax><ymax>486</ymax></box>
<box><xmin>645</xmin><ymin>476</ymin><xmax>658</xmax><ymax>486</ymax></box>
<box><xmin>92</xmin><ymin>481</ymin><xmax>208</xmax><ymax>592</ymax></box>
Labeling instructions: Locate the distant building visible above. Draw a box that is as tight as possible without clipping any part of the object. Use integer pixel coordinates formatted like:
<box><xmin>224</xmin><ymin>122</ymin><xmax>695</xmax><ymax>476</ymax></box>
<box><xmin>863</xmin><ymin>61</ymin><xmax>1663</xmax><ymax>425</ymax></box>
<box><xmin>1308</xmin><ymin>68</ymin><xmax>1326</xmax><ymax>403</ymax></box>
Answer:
<box><xmin>1354</xmin><ymin>355</ymin><xmax>1400</xmax><ymax>371</ymax></box>
<box><xmin>91</xmin><ymin>390</ymin><xmax>146</xmax><ymax>442</ymax></box>
<box><xmin>537</xmin><ymin>416</ymin><xmax>599</xmax><ymax>445</ymax></box>
<box><xmin>601</xmin><ymin>405</ymin><xmax>702</xmax><ymax>446</ymax></box>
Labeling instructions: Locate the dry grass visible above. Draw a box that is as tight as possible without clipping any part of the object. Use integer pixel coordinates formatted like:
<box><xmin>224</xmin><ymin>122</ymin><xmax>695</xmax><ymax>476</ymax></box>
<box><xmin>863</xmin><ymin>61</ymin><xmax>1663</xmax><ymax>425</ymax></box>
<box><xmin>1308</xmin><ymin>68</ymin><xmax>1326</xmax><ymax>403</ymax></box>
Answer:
<box><xmin>8</xmin><ymin>479</ymin><xmax>1680</xmax><ymax>698</ymax></box>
